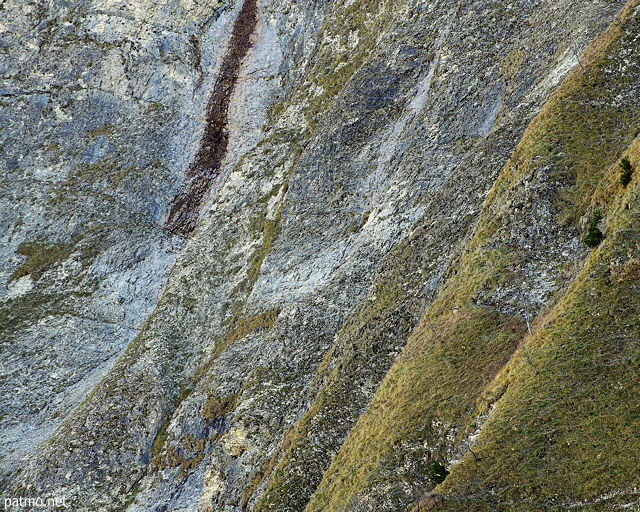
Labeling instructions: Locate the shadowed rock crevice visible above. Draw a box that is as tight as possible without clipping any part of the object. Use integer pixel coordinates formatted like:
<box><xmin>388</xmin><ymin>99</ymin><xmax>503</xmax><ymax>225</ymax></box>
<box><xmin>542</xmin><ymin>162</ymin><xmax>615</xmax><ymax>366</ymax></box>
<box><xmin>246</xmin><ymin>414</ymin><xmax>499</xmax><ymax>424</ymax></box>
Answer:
<box><xmin>165</xmin><ymin>0</ymin><xmax>258</xmax><ymax>237</ymax></box>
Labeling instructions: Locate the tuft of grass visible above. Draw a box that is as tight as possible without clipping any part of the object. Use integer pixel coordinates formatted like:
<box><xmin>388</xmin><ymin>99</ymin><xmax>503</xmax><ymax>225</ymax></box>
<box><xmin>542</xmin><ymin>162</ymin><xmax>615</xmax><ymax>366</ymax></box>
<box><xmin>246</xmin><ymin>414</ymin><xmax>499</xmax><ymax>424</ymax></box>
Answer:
<box><xmin>150</xmin><ymin>417</ymin><xmax>171</xmax><ymax>465</ymax></box>
<box><xmin>201</xmin><ymin>393</ymin><xmax>238</xmax><ymax>420</ymax></box>
<box><xmin>9</xmin><ymin>241</ymin><xmax>72</xmax><ymax>282</ymax></box>
<box><xmin>225</xmin><ymin>309</ymin><xmax>280</xmax><ymax>346</ymax></box>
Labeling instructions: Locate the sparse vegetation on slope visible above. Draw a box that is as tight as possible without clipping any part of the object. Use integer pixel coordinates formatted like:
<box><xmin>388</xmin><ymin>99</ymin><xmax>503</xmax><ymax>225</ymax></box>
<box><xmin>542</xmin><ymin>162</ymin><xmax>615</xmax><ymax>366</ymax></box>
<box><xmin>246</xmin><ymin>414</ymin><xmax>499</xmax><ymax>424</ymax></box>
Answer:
<box><xmin>5</xmin><ymin>0</ymin><xmax>639</xmax><ymax>510</ymax></box>
<box><xmin>304</xmin><ymin>1</ymin><xmax>640</xmax><ymax>510</ymax></box>
<box><xmin>434</xmin><ymin>136</ymin><xmax>640</xmax><ymax>511</ymax></box>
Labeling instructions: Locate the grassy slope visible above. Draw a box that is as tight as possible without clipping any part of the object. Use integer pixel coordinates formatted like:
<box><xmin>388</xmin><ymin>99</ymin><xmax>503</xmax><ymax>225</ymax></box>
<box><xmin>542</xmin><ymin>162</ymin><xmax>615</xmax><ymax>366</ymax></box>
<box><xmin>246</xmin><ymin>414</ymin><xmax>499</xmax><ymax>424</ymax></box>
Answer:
<box><xmin>305</xmin><ymin>1</ymin><xmax>640</xmax><ymax>511</ymax></box>
<box><xmin>435</xmin><ymin>167</ymin><xmax>640</xmax><ymax>512</ymax></box>
<box><xmin>431</xmin><ymin>5</ymin><xmax>640</xmax><ymax>509</ymax></box>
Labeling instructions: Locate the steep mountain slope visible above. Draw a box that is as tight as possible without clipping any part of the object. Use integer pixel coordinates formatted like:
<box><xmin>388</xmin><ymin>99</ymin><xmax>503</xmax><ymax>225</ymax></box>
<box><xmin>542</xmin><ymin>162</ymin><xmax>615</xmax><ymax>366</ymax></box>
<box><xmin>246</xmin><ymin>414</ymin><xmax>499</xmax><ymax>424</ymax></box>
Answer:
<box><xmin>1</xmin><ymin>0</ymin><xmax>638</xmax><ymax>511</ymax></box>
<box><xmin>305</xmin><ymin>2</ymin><xmax>640</xmax><ymax>510</ymax></box>
<box><xmin>0</xmin><ymin>0</ymin><xmax>243</xmax><ymax>477</ymax></box>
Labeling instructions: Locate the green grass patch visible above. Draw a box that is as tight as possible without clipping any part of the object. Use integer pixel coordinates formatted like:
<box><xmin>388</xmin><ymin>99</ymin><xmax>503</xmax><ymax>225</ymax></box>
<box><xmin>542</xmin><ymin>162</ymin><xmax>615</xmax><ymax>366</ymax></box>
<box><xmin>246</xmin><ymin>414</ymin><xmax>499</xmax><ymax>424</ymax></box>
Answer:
<box><xmin>225</xmin><ymin>309</ymin><xmax>280</xmax><ymax>346</ymax></box>
<box><xmin>0</xmin><ymin>292</ymin><xmax>70</xmax><ymax>340</ymax></box>
<box><xmin>9</xmin><ymin>241</ymin><xmax>73</xmax><ymax>282</ymax></box>
<box><xmin>200</xmin><ymin>392</ymin><xmax>238</xmax><ymax>420</ymax></box>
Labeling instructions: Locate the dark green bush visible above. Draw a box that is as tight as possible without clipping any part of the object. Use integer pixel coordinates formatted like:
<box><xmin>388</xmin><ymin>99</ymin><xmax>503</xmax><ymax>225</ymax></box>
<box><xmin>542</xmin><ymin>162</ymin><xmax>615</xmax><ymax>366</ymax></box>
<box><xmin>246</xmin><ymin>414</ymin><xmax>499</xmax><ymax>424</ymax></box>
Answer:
<box><xmin>583</xmin><ymin>210</ymin><xmax>604</xmax><ymax>248</ymax></box>
<box><xmin>620</xmin><ymin>156</ymin><xmax>634</xmax><ymax>186</ymax></box>
<box><xmin>428</xmin><ymin>460</ymin><xmax>449</xmax><ymax>484</ymax></box>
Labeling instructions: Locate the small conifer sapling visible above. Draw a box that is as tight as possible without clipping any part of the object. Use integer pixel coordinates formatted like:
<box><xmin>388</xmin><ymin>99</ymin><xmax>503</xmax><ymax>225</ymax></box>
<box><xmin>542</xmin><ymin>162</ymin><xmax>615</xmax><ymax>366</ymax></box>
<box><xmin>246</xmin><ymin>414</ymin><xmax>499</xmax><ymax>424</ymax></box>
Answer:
<box><xmin>619</xmin><ymin>156</ymin><xmax>634</xmax><ymax>186</ymax></box>
<box><xmin>583</xmin><ymin>209</ymin><xmax>604</xmax><ymax>248</ymax></box>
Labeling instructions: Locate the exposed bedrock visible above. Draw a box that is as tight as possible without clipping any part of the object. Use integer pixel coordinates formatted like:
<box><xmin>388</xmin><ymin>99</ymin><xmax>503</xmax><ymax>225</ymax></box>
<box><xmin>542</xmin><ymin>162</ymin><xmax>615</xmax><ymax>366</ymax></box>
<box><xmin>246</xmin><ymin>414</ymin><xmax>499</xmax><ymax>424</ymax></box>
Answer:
<box><xmin>0</xmin><ymin>0</ymin><xmax>634</xmax><ymax>511</ymax></box>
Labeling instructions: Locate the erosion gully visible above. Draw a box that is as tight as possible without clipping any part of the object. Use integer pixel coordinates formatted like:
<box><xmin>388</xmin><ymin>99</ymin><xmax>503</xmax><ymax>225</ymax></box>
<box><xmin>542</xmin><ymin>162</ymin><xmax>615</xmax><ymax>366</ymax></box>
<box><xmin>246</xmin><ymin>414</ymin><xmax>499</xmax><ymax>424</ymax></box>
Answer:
<box><xmin>165</xmin><ymin>0</ymin><xmax>258</xmax><ymax>236</ymax></box>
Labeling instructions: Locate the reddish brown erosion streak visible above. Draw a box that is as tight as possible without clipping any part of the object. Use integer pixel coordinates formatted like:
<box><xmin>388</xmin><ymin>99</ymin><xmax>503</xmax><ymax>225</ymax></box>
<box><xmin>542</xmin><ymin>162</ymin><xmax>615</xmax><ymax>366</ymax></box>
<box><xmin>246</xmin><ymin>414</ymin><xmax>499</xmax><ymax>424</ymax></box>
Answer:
<box><xmin>165</xmin><ymin>0</ymin><xmax>258</xmax><ymax>236</ymax></box>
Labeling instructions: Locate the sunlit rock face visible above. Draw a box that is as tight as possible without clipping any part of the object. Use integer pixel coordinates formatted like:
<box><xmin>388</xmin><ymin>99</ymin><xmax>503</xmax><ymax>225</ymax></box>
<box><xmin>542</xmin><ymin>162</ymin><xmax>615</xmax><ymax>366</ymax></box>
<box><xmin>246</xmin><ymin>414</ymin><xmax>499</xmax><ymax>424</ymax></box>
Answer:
<box><xmin>0</xmin><ymin>0</ymin><xmax>633</xmax><ymax>511</ymax></box>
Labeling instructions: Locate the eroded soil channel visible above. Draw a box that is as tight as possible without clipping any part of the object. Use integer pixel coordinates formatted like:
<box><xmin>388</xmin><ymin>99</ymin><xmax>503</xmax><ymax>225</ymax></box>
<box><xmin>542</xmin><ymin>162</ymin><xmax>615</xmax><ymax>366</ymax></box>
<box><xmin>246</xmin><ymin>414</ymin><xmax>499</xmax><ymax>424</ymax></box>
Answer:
<box><xmin>165</xmin><ymin>0</ymin><xmax>258</xmax><ymax>236</ymax></box>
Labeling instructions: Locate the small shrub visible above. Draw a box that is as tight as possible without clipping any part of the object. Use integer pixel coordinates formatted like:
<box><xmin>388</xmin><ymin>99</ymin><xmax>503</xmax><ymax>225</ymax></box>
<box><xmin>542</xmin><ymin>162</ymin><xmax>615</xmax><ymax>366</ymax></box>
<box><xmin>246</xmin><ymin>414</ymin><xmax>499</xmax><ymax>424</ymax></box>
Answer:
<box><xmin>619</xmin><ymin>156</ymin><xmax>634</xmax><ymax>186</ymax></box>
<box><xmin>428</xmin><ymin>460</ymin><xmax>449</xmax><ymax>484</ymax></box>
<box><xmin>583</xmin><ymin>210</ymin><xmax>604</xmax><ymax>248</ymax></box>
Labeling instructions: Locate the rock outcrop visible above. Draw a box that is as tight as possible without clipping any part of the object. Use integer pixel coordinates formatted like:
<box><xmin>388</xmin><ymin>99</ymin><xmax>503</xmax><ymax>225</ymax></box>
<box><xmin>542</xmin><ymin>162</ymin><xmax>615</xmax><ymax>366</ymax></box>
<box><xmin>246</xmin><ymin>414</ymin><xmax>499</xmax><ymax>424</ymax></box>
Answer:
<box><xmin>1</xmin><ymin>0</ymin><xmax>639</xmax><ymax>511</ymax></box>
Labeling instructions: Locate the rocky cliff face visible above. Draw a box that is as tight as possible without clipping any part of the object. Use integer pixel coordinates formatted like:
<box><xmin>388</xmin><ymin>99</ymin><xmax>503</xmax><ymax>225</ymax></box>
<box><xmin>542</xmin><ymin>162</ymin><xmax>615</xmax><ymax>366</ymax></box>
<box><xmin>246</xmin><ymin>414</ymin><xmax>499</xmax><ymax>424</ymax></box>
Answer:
<box><xmin>1</xmin><ymin>0</ymin><xmax>639</xmax><ymax>511</ymax></box>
